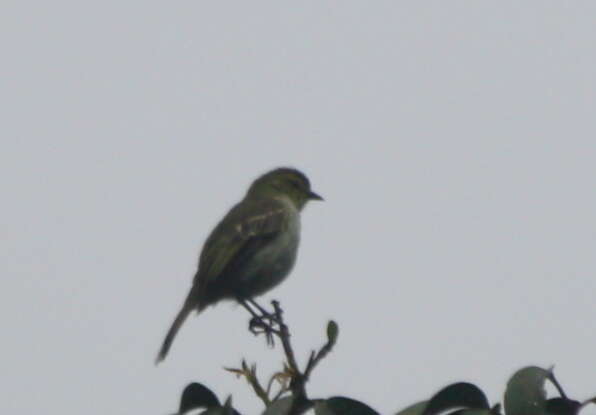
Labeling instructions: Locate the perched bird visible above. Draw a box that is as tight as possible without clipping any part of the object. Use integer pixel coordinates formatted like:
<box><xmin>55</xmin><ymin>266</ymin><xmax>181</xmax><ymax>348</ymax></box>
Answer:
<box><xmin>156</xmin><ymin>167</ymin><xmax>322</xmax><ymax>363</ymax></box>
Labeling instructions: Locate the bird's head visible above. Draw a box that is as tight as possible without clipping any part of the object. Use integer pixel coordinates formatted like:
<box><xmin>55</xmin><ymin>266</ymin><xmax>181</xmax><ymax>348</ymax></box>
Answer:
<box><xmin>247</xmin><ymin>167</ymin><xmax>323</xmax><ymax>210</ymax></box>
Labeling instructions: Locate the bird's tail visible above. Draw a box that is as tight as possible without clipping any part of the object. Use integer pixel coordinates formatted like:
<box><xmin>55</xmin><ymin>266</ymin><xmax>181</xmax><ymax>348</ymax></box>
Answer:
<box><xmin>155</xmin><ymin>303</ymin><xmax>193</xmax><ymax>364</ymax></box>
<box><xmin>156</xmin><ymin>291</ymin><xmax>203</xmax><ymax>364</ymax></box>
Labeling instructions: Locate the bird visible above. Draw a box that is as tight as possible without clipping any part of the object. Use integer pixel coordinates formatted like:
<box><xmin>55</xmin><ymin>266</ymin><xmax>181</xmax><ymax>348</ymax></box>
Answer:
<box><xmin>156</xmin><ymin>167</ymin><xmax>322</xmax><ymax>363</ymax></box>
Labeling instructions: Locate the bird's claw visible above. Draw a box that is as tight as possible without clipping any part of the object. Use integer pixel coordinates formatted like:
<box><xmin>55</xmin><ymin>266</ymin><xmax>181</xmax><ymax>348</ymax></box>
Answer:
<box><xmin>248</xmin><ymin>316</ymin><xmax>276</xmax><ymax>347</ymax></box>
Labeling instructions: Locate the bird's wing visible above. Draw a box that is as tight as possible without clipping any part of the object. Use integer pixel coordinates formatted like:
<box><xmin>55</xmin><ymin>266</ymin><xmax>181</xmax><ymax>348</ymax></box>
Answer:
<box><xmin>194</xmin><ymin>198</ymin><xmax>290</xmax><ymax>287</ymax></box>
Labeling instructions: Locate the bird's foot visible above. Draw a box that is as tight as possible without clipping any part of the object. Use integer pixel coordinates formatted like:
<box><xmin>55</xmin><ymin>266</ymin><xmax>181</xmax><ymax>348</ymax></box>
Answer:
<box><xmin>248</xmin><ymin>316</ymin><xmax>278</xmax><ymax>347</ymax></box>
<box><xmin>248</xmin><ymin>300</ymin><xmax>281</xmax><ymax>325</ymax></box>
<box><xmin>259</xmin><ymin>310</ymin><xmax>282</xmax><ymax>325</ymax></box>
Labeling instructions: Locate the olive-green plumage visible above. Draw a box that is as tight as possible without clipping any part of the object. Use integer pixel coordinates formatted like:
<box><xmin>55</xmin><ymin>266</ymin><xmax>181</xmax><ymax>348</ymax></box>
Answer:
<box><xmin>156</xmin><ymin>168</ymin><xmax>322</xmax><ymax>363</ymax></box>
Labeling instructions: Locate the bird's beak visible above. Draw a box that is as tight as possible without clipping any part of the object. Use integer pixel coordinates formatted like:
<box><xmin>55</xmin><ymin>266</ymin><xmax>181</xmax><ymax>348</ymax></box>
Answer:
<box><xmin>308</xmin><ymin>190</ymin><xmax>324</xmax><ymax>201</ymax></box>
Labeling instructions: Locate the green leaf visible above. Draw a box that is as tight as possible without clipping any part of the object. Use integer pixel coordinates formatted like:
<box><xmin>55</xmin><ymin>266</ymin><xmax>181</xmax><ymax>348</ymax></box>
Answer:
<box><xmin>179</xmin><ymin>383</ymin><xmax>220</xmax><ymax>414</ymax></box>
<box><xmin>200</xmin><ymin>408</ymin><xmax>238</xmax><ymax>415</ymax></box>
<box><xmin>545</xmin><ymin>397</ymin><xmax>581</xmax><ymax>415</ymax></box>
<box><xmin>580</xmin><ymin>397</ymin><xmax>596</xmax><ymax>411</ymax></box>
<box><xmin>327</xmin><ymin>320</ymin><xmax>339</xmax><ymax>345</ymax></box>
<box><xmin>394</xmin><ymin>401</ymin><xmax>428</xmax><ymax>415</ymax></box>
<box><xmin>504</xmin><ymin>366</ymin><xmax>551</xmax><ymax>415</ymax></box>
<box><xmin>314</xmin><ymin>397</ymin><xmax>379</xmax><ymax>415</ymax></box>
<box><xmin>262</xmin><ymin>397</ymin><xmax>294</xmax><ymax>415</ymax></box>
<box><xmin>423</xmin><ymin>382</ymin><xmax>489</xmax><ymax>414</ymax></box>
<box><xmin>314</xmin><ymin>401</ymin><xmax>336</xmax><ymax>415</ymax></box>
<box><xmin>222</xmin><ymin>396</ymin><xmax>241</xmax><ymax>415</ymax></box>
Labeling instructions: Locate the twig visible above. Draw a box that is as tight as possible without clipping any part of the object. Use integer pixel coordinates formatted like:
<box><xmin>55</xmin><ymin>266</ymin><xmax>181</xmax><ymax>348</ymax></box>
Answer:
<box><xmin>304</xmin><ymin>330</ymin><xmax>335</xmax><ymax>381</ymax></box>
<box><xmin>580</xmin><ymin>396</ymin><xmax>596</xmax><ymax>409</ymax></box>
<box><xmin>269</xmin><ymin>301</ymin><xmax>310</xmax><ymax>414</ymax></box>
<box><xmin>246</xmin><ymin>361</ymin><xmax>271</xmax><ymax>406</ymax></box>
<box><xmin>271</xmin><ymin>301</ymin><xmax>301</xmax><ymax>377</ymax></box>
<box><xmin>548</xmin><ymin>371</ymin><xmax>568</xmax><ymax>400</ymax></box>
<box><xmin>225</xmin><ymin>360</ymin><xmax>270</xmax><ymax>406</ymax></box>
<box><xmin>237</xmin><ymin>299</ymin><xmax>338</xmax><ymax>415</ymax></box>
<box><xmin>271</xmin><ymin>384</ymin><xmax>290</xmax><ymax>402</ymax></box>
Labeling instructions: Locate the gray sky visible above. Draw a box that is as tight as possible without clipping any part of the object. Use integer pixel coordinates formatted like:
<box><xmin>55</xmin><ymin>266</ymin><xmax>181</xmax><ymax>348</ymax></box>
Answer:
<box><xmin>3</xmin><ymin>2</ymin><xmax>596</xmax><ymax>414</ymax></box>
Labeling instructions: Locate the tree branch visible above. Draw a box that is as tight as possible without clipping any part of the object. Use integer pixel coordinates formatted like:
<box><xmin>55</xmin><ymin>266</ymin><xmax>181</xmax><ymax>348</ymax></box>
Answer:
<box><xmin>229</xmin><ymin>299</ymin><xmax>338</xmax><ymax>414</ymax></box>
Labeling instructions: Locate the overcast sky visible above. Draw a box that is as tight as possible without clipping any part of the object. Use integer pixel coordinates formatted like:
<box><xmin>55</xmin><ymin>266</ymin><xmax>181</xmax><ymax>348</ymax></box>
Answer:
<box><xmin>3</xmin><ymin>2</ymin><xmax>596</xmax><ymax>414</ymax></box>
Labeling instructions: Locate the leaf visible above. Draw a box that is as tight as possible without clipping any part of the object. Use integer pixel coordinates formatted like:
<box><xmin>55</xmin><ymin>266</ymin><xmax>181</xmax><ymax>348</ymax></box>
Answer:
<box><xmin>224</xmin><ymin>367</ymin><xmax>246</xmax><ymax>378</ymax></box>
<box><xmin>199</xmin><ymin>396</ymin><xmax>242</xmax><ymax>415</ymax></box>
<box><xmin>314</xmin><ymin>397</ymin><xmax>379</xmax><ymax>415</ymax></box>
<box><xmin>179</xmin><ymin>383</ymin><xmax>220</xmax><ymax>414</ymax></box>
<box><xmin>545</xmin><ymin>397</ymin><xmax>581</xmax><ymax>415</ymax></box>
<box><xmin>225</xmin><ymin>396</ymin><xmax>243</xmax><ymax>415</ymax></box>
<box><xmin>490</xmin><ymin>403</ymin><xmax>503</xmax><ymax>415</ymax></box>
<box><xmin>313</xmin><ymin>401</ymin><xmax>336</xmax><ymax>415</ymax></box>
<box><xmin>200</xmin><ymin>409</ymin><xmax>225</xmax><ymax>415</ymax></box>
<box><xmin>200</xmin><ymin>408</ymin><xmax>238</xmax><ymax>415</ymax></box>
<box><xmin>261</xmin><ymin>397</ymin><xmax>294</xmax><ymax>415</ymax></box>
<box><xmin>394</xmin><ymin>401</ymin><xmax>428</xmax><ymax>415</ymax></box>
<box><xmin>504</xmin><ymin>366</ymin><xmax>551</xmax><ymax>415</ymax></box>
<box><xmin>580</xmin><ymin>396</ymin><xmax>596</xmax><ymax>410</ymax></box>
<box><xmin>423</xmin><ymin>382</ymin><xmax>489</xmax><ymax>414</ymax></box>
<box><xmin>327</xmin><ymin>320</ymin><xmax>339</xmax><ymax>345</ymax></box>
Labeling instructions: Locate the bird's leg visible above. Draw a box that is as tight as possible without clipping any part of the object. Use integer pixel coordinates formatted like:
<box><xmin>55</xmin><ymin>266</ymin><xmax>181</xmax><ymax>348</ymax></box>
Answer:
<box><xmin>239</xmin><ymin>298</ymin><xmax>259</xmax><ymax>318</ymax></box>
<box><xmin>238</xmin><ymin>299</ymin><xmax>277</xmax><ymax>346</ymax></box>
<box><xmin>247</xmin><ymin>298</ymin><xmax>280</xmax><ymax>324</ymax></box>
<box><xmin>238</xmin><ymin>299</ymin><xmax>264</xmax><ymax>328</ymax></box>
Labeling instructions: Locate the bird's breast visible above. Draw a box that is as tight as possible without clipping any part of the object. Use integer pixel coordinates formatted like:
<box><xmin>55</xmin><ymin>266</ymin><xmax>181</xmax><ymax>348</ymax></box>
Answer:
<box><xmin>241</xmin><ymin>209</ymin><xmax>301</xmax><ymax>296</ymax></box>
<box><xmin>255</xmin><ymin>212</ymin><xmax>300</xmax><ymax>273</ymax></box>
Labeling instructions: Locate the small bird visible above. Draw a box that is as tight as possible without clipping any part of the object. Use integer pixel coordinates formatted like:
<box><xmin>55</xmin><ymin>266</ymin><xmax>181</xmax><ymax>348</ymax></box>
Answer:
<box><xmin>156</xmin><ymin>167</ymin><xmax>322</xmax><ymax>363</ymax></box>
